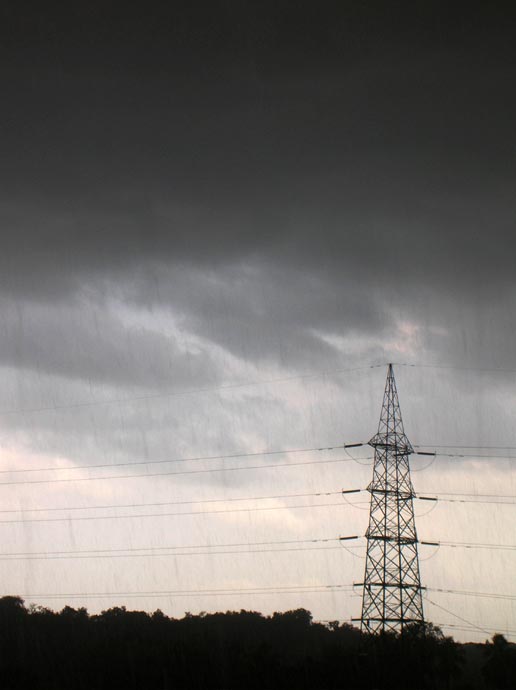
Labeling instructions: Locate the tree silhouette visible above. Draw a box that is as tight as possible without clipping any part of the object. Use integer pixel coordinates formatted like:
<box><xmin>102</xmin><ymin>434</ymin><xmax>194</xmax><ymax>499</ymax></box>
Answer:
<box><xmin>0</xmin><ymin>596</ymin><xmax>513</xmax><ymax>689</ymax></box>
<box><xmin>483</xmin><ymin>634</ymin><xmax>516</xmax><ymax>690</ymax></box>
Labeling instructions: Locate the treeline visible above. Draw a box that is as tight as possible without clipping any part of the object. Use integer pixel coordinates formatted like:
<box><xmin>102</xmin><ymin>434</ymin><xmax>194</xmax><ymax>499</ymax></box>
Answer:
<box><xmin>0</xmin><ymin>596</ymin><xmax>514</xmax><ymax>689</ymax></box>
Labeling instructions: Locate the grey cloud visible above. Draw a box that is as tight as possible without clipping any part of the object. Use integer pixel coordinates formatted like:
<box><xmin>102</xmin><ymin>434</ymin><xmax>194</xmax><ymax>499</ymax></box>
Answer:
<box><xmin>0</xmin><ymin>296</ymin><xmax>221</xmax><ymax>390</ymax></box>
<box><xmin>0</xmin><ymin>0</ymin><xmax>513</xmax><ymax>453</ymax></box>
<box><xmin>0</xmin><ymin>3</ymin><xmax>514</xmax><ymax>304</ymax></box>
<box><xmin>123</xmin><ymin>262</ymin><xmax>390</xmax><ymax>369</ymax></box>
<box><xmin>0</xmin><ymin>147</ymin><xmax>513</xmax><ymax>307</ymax></box>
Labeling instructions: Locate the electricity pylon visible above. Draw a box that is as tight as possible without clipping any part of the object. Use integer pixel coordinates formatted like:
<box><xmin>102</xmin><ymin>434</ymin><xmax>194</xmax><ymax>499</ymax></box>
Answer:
<box><xmin>360</xmin><ymin>363</ymin><xmax>424</xmax><ymax>634</ymax></box>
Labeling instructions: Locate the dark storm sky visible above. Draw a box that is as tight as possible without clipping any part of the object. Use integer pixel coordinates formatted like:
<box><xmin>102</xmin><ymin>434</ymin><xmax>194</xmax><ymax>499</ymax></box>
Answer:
<box><xmin>0</xmin><ymin>2</ymin><xmax>514</xmax><ymax>637</ymax></box>
<box><xmin>1</xmin><ymin>2</ymin><xmax>515</xmax><ymax>290</ymax></box>
<box><xmin>0</xmin><ymin>2</ymin><xmax>514</xmax><ymax>377</ymax></box>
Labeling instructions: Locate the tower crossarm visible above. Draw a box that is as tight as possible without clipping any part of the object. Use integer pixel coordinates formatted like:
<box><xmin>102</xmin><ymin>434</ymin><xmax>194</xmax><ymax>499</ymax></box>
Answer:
<box><xmin>357</xmin><ymin>582</ymin><xmax>425</xmax><ymax>590</ymax></box>
<box><xmin>368</xmin><ymin>437</ymin><xmax>414</xmax><ymax>454</ymax></box>
<box><xmin>366</xmin><ymin>487</ymin><xmax>415</xmax><ymax>499</ymax></box>
<box><xmin>364</xmin><ymin>534</ymin><xmax>418</xmax><ymax>545</ymax></box>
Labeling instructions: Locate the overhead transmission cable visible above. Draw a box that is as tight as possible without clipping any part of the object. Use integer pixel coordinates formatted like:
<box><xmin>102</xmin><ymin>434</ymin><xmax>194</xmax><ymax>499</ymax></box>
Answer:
<box><xmin>0</xmin><ymin>489</ymin><xmax>342</xmax><ymax>515</ymax></box>
<box><xmin>0</xmin><ymin>536</ymin><xmax>342</xmax><ymax>557</ymax></box>
<box><xmin>414</xmin><ymin>444</ymin><xmax>516</xmax><ymax>450</ymax></box>
<box><xmin>2</xmin><ymin>488</ymin><xmax>513</xmax><ymax>517</ymax></box>
<box><xmin>0</xmin><ymin>443</ymin><xmax>363</xmax><ymax>475</ymax></box>
<box><xmin>0</xmin><ymin>545</ymin><xmax>347</xmax><ymax>561</ymax></box>
<box><xmin>341</xmin><ymin>488</ymin><xmax>516</xmax><ymax>507</ymax></box>
<box><xmin>13</xmin><ymin>586</ymin><xmax>516</xmax><ymax>611</ymax></box>
<box><xmin>0</xmin><ymin>363</ymin><xmax>386</xmax><ymax>416</ymax></box>
<box><xmin>0</xmin><ymin>500</ymin><xmax>349</xmax><ymax>525</ymax></box>
<box><xmin>340</xmin><ymin>535</ymin><xmax>516</xmax><ymax>552</ymax></box>
<box><xmin>0</xmin><ymin>455</ymin><xmax>371</xmax><ymax>488</ymax></box>
<box><xmin>424</xmin><ymin>596</ymin><xmax>495</xmax><ymax>637</ymax></box>
<box><xmin>16</xmin><ymin>583</ymin><xmax>357</xmax><ymax>601</ymax></box>
<box><xmin>0</xmin><ymin>536</ymin><xmax>348</xmax><ymax>560</ymax></box>
<box><xmin>429</xmin><ymin>587</ymin><xmax>516</xmax><ymax>601</ymax></box>
<box><xmin>3</xmin><ymin>440</ymin><xmax>515</xmax><ymax>481</ymax></box>
<box><xmin>393</xmin><ymin>362</ymin><xmax>516</xmax><ymax>374</ymax></box>
<box><xmin>1</xmin><ymin>361</ymin><xmax>514</xmax><ymax>419</ymax></box>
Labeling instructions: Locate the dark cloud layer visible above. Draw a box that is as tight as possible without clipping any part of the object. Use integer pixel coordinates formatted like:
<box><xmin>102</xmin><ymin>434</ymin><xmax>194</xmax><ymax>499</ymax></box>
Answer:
<box><xmin>0</xmin><ymin>1</ymin><xmax>514</xmax><ymax>387</ymax></box>
<box><xmin>0</xmin><ymin>2</ymin><xmax>514</xmax><ymax>295</ymax></box>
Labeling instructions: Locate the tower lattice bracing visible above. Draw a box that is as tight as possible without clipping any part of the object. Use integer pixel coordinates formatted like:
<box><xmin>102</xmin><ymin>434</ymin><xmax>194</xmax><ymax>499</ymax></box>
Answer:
<box><xmin>360</xmin><ymin>364</ymin><xmax>424</xmax><ymax>634</ymax></box>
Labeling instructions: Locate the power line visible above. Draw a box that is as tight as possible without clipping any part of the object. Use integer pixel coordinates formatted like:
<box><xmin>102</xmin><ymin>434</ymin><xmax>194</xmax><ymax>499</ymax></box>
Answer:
<box><xmin>418</xmin><ymin>491</ymin><xmax>516</xmax><ymax>506</ymax></box>
<box><xmin>315</xmin><ymin>619</ymin><xmax>516</xmax><ymax>639</ymax></box>
<box><xmin>343</xmin><ymin>535</ymin><xmax>516</xmax><ymax>552</ymax></box>
<box><xmin>0</xmin><ymin>489</ymin><xmax>341</xmax><ymax>515</ymax></box>
<box><xmin>402</xmin><ymin>449</ymin><xmax>516</xmax><ymax>462</ymax></box>
<box><xmin>0</xmin><ymin>500</ymin><xmax>347</xmax><ymax>525</ymax></box>
<box><xmin>428</xmin><ymin>492</ymin><xmax>516</xmax><ymax>499</ymax></box>
<box><xmin>1</xmin><ymin>487</ymin><xmax>512</xmax><ymax>517</ymax></box>
<box><xmin>16</xmin><ymin>583</ymin><xmax>356</xmax><ymax>600</ymax></box>
<box><xmin>428</xmin><ymin>587</ymin><xmax>516</xmax><ymax>601</ymax></box>
<box><xmin>0</xmin><ymin>537</ymin><xmax>345</xmax><ymax>560</ymax></box>
<box><xmin>435</xmin><ymin>623</ymin><xmax>516</xmax><ymax>640</ymax></box>
<box><xmin>435</xmin><ymin>452</ymin><xmax>516</xmax><ymax>461</ymax></box>
<box><xmin>0</xmin><ymin>536</ymin><xmax>512</xmax><ymax>557</ymax></box>
<box><xmin>394</xmin><ymin>362</ymin><xmax>516</xmax><ymax>374</ymax></box>
<box><xmin>0</xmin><ymin>456</ymin><xmax>366</xmax><ymax>487</ymax></box>
<box><xmin>1</xmin><ymin>544</ymin><xmax>344</xmax><ymax>560</ymax></box>
<box><xmin>0</xmin><ymin>536</ymin><xmax>341</xmax><ymax>557</ymax></box>
<box><xmin>4</xmin><ymin>539</ymin><xmax>515</xmax><ymax>564</ymax></box>
<box><xmin>0</xmin><ymin>443</ymin><xmax>516</xmax><ymax>478</ymax></box>
<box><xmin>425</xmin><ymin>497</ymin><xmax>516</xmax><ymax>506</ymax></box>
<box><xmin>424</xmin><ymin>596</ymin><xmax>495</xmax><ymax>637</ymax></box>
<box><xmin>1</xmin><ymin>361</ymin><xmax>512</xmax><ymax>419</ymax></box>
<box><xmin>17</xmin><ymin>500</ymin><xmax>514</xmax><ymax>532</ymax></box>
<box><xmin>342</xmin><ymin>497</ymin><xmax>515</xmax><ymax>509</ymax></box>
<box><xmin>0</xmin><ymin>444</ymin><xmax>358</xmax><ymax>475</ymax></box>
<box><xmin>437</xmin><ymin>541</ymin><xmax>516</xmax><ymax>551</ymax></box>
<box><xmin>414</xmin><ymin>445</ymin><xmax>516</xmax><ymax>450</ymax></box>
<box><xmin>343</xmin><ymin>488</ymin><xmax>516</xmax><ymax>507</ymax></box>
<box><xmin>0</xmin><ymin>364</ymin><xmax>385</xmax><ymax>417</ymax></box>
<box><xmin>414</xmin><ymin>446</ymin><xmax>516</xmax><ymax>460</ymax></box>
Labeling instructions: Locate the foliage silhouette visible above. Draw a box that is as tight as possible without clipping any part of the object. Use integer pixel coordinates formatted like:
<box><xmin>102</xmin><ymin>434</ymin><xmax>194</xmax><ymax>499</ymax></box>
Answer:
<box><xmin>0</xmin><ymin>597</ymin><xmax>513</xmax><ymax>689</ymax></box>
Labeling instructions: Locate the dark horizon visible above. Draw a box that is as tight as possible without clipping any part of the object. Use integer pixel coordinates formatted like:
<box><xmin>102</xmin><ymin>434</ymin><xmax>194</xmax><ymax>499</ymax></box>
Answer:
<box><xmin>1</xmin><ymin>594</ymin><xmax>514</xmax><ymax>690</ymax></box>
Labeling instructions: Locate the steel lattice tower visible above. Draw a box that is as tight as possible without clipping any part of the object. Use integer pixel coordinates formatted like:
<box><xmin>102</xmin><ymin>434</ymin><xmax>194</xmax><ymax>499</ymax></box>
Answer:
<box><xmin>360</xmin><ymin>363</ymin><xmax>424</xmax><ymax>634</ymax></box>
